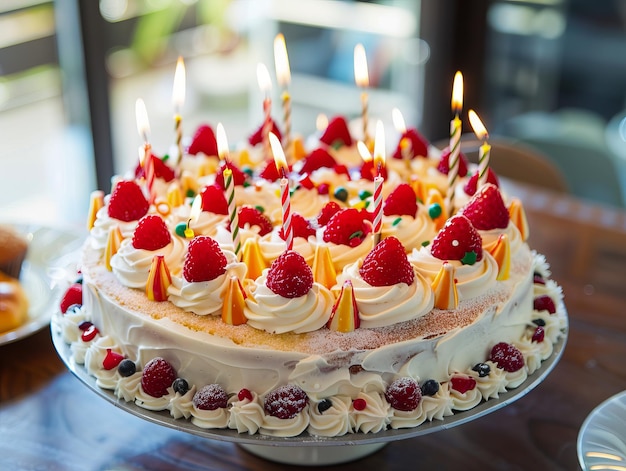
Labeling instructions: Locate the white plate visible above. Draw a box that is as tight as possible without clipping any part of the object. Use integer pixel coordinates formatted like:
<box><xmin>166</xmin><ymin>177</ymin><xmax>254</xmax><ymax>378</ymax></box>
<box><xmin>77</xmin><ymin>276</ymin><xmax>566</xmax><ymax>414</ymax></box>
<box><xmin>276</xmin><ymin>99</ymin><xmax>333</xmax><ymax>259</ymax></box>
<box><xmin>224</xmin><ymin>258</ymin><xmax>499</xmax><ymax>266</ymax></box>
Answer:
<box><xmin>578</xmin><ymin>390</ymin><xmax>626</xmax><ymax>471</ymax></box>
<box><xmin>0</xmin><ymin>224</ymin><xmax>83</xmax><ymax>345</ymax></box>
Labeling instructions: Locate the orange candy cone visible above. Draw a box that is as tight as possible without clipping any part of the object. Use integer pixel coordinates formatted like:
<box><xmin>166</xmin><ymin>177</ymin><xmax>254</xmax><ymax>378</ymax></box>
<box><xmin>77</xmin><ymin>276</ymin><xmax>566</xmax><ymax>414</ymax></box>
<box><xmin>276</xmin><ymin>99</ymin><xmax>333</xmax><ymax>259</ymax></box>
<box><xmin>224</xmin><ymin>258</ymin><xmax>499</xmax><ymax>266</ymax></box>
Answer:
<box><xmin>431</xmin><ymin>262</ymin><xmax>458</xmax><ymax>310</ymax></box>
<box><xmin>146</xmin><ymin>255</ymin><xmax>172</xmax><ymax>302</ymax></box>
<box><xmin>508</xmin><ymin>198</ymin><xmax>529</xmax><ymax>241</ymax></box>
<box><xmin>312</xmin><ymin>245</ymin><xmax>337</xmax><ymax>290</ymax></box>
<box><xmin>488</xmin><ymin>233</ymin><xmax>511</xmax><ymax>281</ymax></box>
<box><xmin>104</xmin><ymin>225</ymin><xmax>123</xmax><ymax>272</ymax></box>
<box><xmin>87</xmin><ymin>190</ymin><xmax>104</xmax><ymax>231</ymax></box>
<box><xmin>222</xmin><ymin>276</ymin><xmax>248</xmax><ymax>325</ymax></box>
<box><xmin>241</xmin><ymin>238</ymin><xmax>268</xmax><ymax>280</ymax></box>
<box><xmin>327</xmin><ymin>280</ymin><xmax>360</xmax><ymax>332</ymax></box>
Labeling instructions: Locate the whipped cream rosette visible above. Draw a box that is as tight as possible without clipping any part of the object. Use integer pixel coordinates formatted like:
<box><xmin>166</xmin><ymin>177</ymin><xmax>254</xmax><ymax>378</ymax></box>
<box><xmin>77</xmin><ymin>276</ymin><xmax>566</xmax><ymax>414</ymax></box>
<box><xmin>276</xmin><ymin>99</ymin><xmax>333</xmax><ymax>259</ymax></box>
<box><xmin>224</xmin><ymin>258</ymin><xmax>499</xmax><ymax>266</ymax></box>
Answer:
<box><xmin>169</xmin><ymin>385</ymin><xmax>197</xmax><ymax>420</ymax></box>
<box><xmin>245</xmin><ymin>278</ymin><xmax>334</xmax><ymax>334</ymax></box>
<box><xmin>111</xmin><ymin>218</ymin><xmax>186</xmax><ymax>288</ymax></box>
<box><xmin>333</xmin><ymin>237</ymin><xmax>434</xmax><ymax>329</ymax></box>
<box><xmin>228</xmin><ymin>390</ymin><xmax>265</xmax><ymax>435</ymax></box>
<box><xmin>307</xmin><ymin>396</ymin><xmax>353</xmax><ymax>436</ymax></box>
<box><xmin>244</xmin><ymin>250</ymin><xmax>333</xmax><ymax>334</ymax></box>
<box><xmin>335</xmin><ymin>262</ymin><xmax>433</xmax><ymax>329</ymax></box>
<box><xmin>351</xmin><ymin>391</ymin><xmax>391</xmax><ymax>434</ymax></box>
<box><xmin>168</xmin><ymin>237</ymin><xmax>246</xmax><ymax>316</ymax></box>
<box><xmin>466</xmin><ymin>361</ymin><xmax>508</xmax><ymax>401</ymax></box>
<box><xmin>115</xmin><ymin>372</ymin><xmax>142</xmax><ymax>403</ymax></box>
<box><xmin>448</xmin><ymin>375</ymin><xmax>483</xmax><ymax>411</ymax></box>
<box><xmin>409</xmin><ymin>214</ymin><xmax>498</xmax><ymax>301</ymax></box>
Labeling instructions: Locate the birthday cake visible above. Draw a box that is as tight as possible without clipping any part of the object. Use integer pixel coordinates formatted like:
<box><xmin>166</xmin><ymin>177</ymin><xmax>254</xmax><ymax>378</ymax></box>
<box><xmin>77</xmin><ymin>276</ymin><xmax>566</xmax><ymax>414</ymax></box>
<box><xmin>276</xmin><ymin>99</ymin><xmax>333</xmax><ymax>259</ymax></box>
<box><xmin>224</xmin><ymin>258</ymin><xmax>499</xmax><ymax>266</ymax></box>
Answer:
<box><xmin>53</xmin><ymin>111</ymin><xmax>566</xmax><ymax>438</ymax></box>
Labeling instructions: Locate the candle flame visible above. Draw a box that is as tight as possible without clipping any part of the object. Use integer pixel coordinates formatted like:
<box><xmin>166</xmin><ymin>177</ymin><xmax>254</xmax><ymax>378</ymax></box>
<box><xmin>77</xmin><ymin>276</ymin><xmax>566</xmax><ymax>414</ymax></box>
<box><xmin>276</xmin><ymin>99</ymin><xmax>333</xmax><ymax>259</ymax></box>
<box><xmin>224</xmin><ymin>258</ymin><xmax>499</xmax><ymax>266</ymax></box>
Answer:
<box><xmin>451</xmin><ymin>71</ymin><xmax>463</xmax><ymax>115</ymax></box>
<box><xmin>189</xmin><ymin>194</ymin><xmax>202</xmax><ymax>224</ymax></box>
<box><xmin>256</xmin><ymin>63</ymin><xmax>272</xmax><ymax>96</ymax></box>
<box><xmin>392</xmin><ymin>107</ymin><xmax>406</xmax><ymax>134</ymax></box>
<box><xmin>172</xmin><ymin>56</ymin><xmax>186</xmax><ymax>112</ymax></box>
<box><xmin>273</xmin><ymin>33</ymin><xmax>291</xmax><ymax>87</ymax></box>
<box><xmin>216</xmin><ymin>122</ymin><xmax>229</xmax><ymax>161</ymax></box>
<box><xmin>357</xmin><ymin>140</ymin><xmax>372</xmax><ymax>162</ymax></box>
<box><xmin>269</xmin><ymin>132</ymin><xmax>288</xmax><ymax>176</ymax></box>
<box><xmin>468</xmin><ymin>109</ymin><xmax>489</xmax><ymax>141</ymax></box>
<box><xmin>316</xmin><ymin>113</ymin><xmax>328</xmax><ymax>132</ymax></box>
<box><xmin>135</xmin><ymin>98</ymin><xmax>150</xmax><ymax>142</ymax></box>
<box><xmin>354</xmin><ymin>43</ymin><xmax>369</xmax><ymax>88</ymax></box>
<box><xmin>373</xmin><ymin>120</ymin><xmax>386</xmax><ymax>169</ymax></box>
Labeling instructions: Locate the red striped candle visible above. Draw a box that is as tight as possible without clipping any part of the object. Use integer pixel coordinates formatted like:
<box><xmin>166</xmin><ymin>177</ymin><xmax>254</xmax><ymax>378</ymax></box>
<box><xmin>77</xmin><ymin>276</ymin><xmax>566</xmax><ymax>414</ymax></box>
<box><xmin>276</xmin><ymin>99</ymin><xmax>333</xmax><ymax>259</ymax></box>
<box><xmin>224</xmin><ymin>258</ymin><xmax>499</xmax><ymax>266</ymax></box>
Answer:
<box><xmin>269</xmin><ymin>132</ymin><xmax>293</xmax><ymax>250</ymax></box>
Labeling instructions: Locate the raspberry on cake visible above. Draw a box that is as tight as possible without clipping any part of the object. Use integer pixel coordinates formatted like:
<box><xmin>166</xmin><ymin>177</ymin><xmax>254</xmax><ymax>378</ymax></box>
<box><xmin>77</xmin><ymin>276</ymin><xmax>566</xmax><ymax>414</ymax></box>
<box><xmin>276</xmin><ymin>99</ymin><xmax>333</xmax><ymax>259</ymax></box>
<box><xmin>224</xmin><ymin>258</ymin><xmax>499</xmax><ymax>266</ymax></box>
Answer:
<box><xmin>244</xmin><ymin>251</ymin><xmax>334</xmax><ymax>333</ymax></box>
<box><xmin>167</xmin><ymin>236</ymin><xmax>246</xmax><ymax>316</ymax></box>
<box><xmin>335</xmin><ymin>236</ymin><xmax>434</xmax><ymax>328</ymax></box>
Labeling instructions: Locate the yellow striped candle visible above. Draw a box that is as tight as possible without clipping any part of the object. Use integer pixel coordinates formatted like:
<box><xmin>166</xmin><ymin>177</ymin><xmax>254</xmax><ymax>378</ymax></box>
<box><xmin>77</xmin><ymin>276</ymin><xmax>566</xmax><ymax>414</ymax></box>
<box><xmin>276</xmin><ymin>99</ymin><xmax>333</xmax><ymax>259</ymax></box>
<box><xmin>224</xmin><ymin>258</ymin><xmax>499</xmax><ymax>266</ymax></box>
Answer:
<box><xmin>468</xmin><ymin>109</ymin><xmax>491</xmax><ymax>189</ymax></box>
<box><xmin>446</xmin><ymin>71</ymin><xmax>463</xmax><ymax>211</ymax></box>
<box><xmin>172</xmin><ymin>56</ymin><xmax>186</xmax><ymax>166</ymax></box>
<box><xmin>217</xmin><ymin>123</ymin><xmax>241</xmax><ymax>255</ymax></box>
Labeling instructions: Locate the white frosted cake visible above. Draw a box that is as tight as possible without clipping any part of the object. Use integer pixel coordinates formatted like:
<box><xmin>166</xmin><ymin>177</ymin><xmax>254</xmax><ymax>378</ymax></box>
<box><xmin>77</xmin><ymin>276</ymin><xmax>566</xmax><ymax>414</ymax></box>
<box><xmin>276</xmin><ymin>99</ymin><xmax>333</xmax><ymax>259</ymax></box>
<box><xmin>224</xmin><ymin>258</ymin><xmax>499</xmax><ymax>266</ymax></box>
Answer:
<box><xmin>53</xmin><ymin>116</ymin><xmax>566</xmax><ymax>438</ymax></box>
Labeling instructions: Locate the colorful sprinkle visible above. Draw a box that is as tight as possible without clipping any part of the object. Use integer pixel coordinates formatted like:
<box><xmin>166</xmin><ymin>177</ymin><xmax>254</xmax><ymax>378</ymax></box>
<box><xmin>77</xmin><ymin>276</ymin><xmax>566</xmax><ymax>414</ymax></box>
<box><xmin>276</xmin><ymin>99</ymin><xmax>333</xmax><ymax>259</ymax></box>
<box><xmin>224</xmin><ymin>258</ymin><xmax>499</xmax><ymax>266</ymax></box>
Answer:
<box><xmin>334</xmin><ymin>187</ymin><xmax>348</xmax><ymax>202</ymax></box>
<box><xmin>175</xmin><ymin>222</ymin><xmax>188</xmax><ymax>237</ymax></box>
<box><xmin>428</xmin><ymin>203</ymin><xmax>442</xmax><ymax>219</ymax></box>
<box><xmin>358</xmin><ymin>189</ymin><xmax>372</xmax><ymax>200</ymax></box>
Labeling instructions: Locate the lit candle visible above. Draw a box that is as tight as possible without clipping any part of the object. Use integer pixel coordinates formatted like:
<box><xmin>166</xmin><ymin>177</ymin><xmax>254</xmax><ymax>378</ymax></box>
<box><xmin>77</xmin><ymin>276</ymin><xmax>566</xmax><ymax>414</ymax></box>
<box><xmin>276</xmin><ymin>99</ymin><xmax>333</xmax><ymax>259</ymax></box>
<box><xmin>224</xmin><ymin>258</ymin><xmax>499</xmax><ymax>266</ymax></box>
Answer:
<box><xmin>468</xmin><ymin>109</ymin><xmax>491</xmax><ymax>189</ymax></box>
<box><xmin>316</xmin><ymin>113</ymin><xmax>329</xmax><ymax>134</ymax></box>
<box><xmin>447</xmin><ymin>71</ymin><xmax>463</xmax><ymax>210</ymax></box>
<box><xmin>256</xmin><ymin>63</ymin><xmax>273</xmax><ymax>161</ymax></box>
<box><xmin>184</xmin><ymin>194</ymin><xmax>202</xmax><ymax>239</ymax></box>
<box><xmin>274</xmin><ymin>33</ymin><xmax>292</xmax><ymax>160</ymax></box>
<box><xmin>372</xmin><ymin>120</ymin><xmax>385</xmax><ymax>244</ymax></box>
<box><xmin>217</xmin><ymin>123</ymin><xmax>241</xmax><ymax>255</ymax></box>
<box><xmin>172</xmin><ymin>56</ymin><xmax>186</xmax><ymax>165</ymax></box>
<box><xmin>354</xmin><ymin>43</ymin><xmax>370</xmax><ymax>144</ymax></box>
<box><xmin>135</xmin><ymin>98</ymin><xmax>155</xmax><ymax>203</ymax></box>
<box><xmin>392</xmin><ymin>107</ymin><xmax>412</xmax><ymax>168</ymax></box>
<box><xmin>269</xmin><ymin>132</ymin><xmax>293</xmax><ymax>251</ymax></box>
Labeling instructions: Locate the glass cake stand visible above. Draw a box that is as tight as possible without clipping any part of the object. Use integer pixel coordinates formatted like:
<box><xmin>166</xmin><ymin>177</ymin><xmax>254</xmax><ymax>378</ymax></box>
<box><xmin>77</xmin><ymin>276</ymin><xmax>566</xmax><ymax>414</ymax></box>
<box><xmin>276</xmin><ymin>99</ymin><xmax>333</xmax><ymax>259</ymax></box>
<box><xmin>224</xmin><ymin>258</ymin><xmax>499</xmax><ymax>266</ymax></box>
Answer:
<box><xmin>51</xmin><ymin>318</ymin><xmax>568</xmax><ymax>466</ymax></box>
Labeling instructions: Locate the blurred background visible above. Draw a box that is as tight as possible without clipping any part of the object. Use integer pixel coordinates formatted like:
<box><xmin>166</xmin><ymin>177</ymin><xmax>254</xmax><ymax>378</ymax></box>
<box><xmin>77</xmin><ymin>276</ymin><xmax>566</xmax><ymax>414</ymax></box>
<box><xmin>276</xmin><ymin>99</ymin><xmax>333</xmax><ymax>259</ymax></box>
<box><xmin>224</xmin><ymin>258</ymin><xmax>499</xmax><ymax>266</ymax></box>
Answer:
<box><xmin>2</xmin><ymin>0</ymin><xmax>626</xmax><ymax>227</ymax></box>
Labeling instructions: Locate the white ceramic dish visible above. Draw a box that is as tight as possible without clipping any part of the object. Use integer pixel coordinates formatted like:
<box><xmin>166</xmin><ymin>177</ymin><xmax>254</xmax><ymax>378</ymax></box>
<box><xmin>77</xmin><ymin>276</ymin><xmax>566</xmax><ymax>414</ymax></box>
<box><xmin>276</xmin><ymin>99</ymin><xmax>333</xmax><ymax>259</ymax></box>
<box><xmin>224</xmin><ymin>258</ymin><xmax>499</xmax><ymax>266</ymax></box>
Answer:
<box><xmin>578</xmin><ymin>390</ymin><xmax>626</xmax><ymax>471</ymax></box>
<box><xmin>0</xmin><ymin>224</ymin><xmax>83</xmax><ymax>346</ymax></box>
<box><xmin>52</xmin><ymin>317</ymin><xmax>567</xmax><ymax>465</ymax></box>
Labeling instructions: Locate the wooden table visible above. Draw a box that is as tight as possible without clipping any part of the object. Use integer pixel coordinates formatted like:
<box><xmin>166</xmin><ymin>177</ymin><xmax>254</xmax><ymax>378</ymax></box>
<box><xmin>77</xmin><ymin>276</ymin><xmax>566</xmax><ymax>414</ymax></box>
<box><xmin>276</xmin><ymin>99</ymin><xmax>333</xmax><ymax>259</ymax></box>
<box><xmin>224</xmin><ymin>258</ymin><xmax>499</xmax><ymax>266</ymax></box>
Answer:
<box><xmin>1</xmin><ymin>183</ymin><xmax>625</xmax><ymax>471</ymax></box>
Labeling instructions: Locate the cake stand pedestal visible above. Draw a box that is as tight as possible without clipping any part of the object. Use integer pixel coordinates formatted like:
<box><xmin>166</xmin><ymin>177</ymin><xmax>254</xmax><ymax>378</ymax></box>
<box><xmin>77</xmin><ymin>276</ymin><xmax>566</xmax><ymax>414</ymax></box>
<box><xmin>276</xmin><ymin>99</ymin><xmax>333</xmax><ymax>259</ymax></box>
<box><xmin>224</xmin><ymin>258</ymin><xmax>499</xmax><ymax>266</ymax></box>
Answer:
<box><xmin>51</xmin><ymin>320</ymin><xmax>567</xmax><ymax>466</ymax></box>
